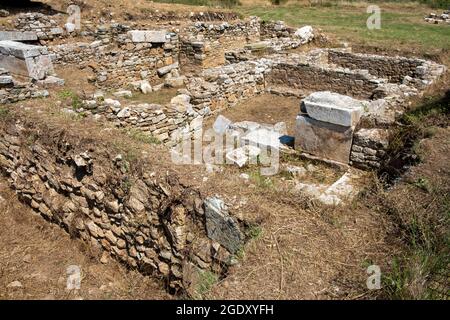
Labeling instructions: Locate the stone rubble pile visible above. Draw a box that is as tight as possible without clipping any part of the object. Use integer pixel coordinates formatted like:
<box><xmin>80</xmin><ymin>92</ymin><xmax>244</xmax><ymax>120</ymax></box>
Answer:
<box><xmin>424</xmin><ymin>11</ymin><xmax>450</xmax><ymax>24</ymax></box>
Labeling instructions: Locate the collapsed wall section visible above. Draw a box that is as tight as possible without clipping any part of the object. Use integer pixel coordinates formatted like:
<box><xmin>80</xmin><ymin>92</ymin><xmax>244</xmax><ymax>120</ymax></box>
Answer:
<box><xmin>0</xmin><ymin>113</ymin><xmax>243</xmax><ymax>295</ymax></box>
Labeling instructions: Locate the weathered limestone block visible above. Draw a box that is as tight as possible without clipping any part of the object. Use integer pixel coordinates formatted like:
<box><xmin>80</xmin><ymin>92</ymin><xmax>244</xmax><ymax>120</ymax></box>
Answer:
<box><xmin>295</xmin><ymin>115</ymin><xmax>354</xmax><ymax>164</ymax></box>
<box><xmin>128</xmin><ymin>30</ymin><xmax>168</xmax><ymax>43</ymax></box>
<box><xmin>0</xmin><ymin>41</ymin><xmax>54</xmax><ymax>80</ymax></box>
<box><xmin>302</xmin><ymin>91</ymin><xmax>364</xmax><ymax>127</ymax></box>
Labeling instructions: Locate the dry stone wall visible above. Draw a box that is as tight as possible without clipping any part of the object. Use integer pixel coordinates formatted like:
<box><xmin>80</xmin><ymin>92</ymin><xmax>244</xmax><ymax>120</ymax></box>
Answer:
<box><xmin>266</xmin><ymin>61</ymin><xmax>381</xmax><ymax>99</ymax></box>
<box><xmin>12</xmin><ymin>12</ymin><xmax>66</xmax><ymax>41</ymax></box>
<box><xmin>50</xmin><ymin>32</ymin><xmax>179</xmax><ymax>88</ymax></box>
<box><xmin>328</xmin><ymin>50</ymin><xmax>428</xmax><ymax>83</ymax></box>
<box><xmin>0</xmin><ymin>115</ymin><xmax>243</xmax><ymax>295</ymax></box>
<box><xmin>0</xmin><ymin>68</ymin><xmax>49</xmax><ymax>103</ymax></box>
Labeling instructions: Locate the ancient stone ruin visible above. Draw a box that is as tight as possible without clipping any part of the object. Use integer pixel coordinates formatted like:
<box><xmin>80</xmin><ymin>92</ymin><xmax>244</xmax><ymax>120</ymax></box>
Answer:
<box><xmin>0</xmin><ymin>7</ymin><xmax>446</xmax><ymax>297</ymax></box>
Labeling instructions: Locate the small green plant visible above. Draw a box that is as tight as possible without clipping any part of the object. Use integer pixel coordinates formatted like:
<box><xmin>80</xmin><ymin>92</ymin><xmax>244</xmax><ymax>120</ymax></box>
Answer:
<box><xmin>413</xmin><ymin>177</ymin><xmax>432</xmax><ymax>193</ymax></box>
<box><xmin>247</xmin><ymin>224</ymin><xmax>263</xmax><ymax>240</ymax></box>
<box><xmin>121</xmin><ymin>178</ymin><xmax>133</xmax><ymax>193</ymax></box>
<box><xmin>249</xmin><ymin>170</ymin><xmax>274</xmax><ymax>189</ymax></box>
<box><xmin>125</xmin><ymin>129</ymin><xmax>161</xmax><ymax>145</ymax></box>
<box><xmin>195</xmin><ymin>270</ymin><xmax>218</xmax><ymax>299</ymax></box>
<box><xmin>58</xmin><ymin>89</ymin><xmax>82</xmax><ymax>111</ymax></box>
<box><xmin>0</xmin><ymin>106</ymin><xmax>9</xmax><ymax>118</ymax></box>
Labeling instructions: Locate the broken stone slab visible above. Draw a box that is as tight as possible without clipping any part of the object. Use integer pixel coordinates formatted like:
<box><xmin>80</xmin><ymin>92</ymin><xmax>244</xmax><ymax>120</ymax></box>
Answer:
<box><xmin>157</xmin><ymin>62</ymin><xmax>179</xmax><ymax>77</ymax></box>
<box><xmin>0</xmin><ymin>75</ymin><xmax>13</xmax><ymax>87</ymax></box>
<box><xmin>295</xmin><ymin>115</ymin><xmax>353</xmax><ymax>164</ymax></box>
<box><xmin>127</xmin><ymin>30</ymin><xmax>168</xmax><ymax>43</ymax></box>
<box><xmin>317</xmin><ymin>169</ymin><xmax>361</xmax><ymax>205</ymax></box>
<box><xmin>302</xmin><ymin>91</ymin><xmax>364</xmax><ymax>127</ymax></box>
<box><xmin>140</xmin><ymin>80</ymin><xmax>152</xmax><ymax>94</ymax></box>
<box><xmin>225</xmin><ymin>145</ymin><xmax>261</xmax><ymax>167</ymax></box>
<box><xmin>113</xmin><ymin>90</ymin><xmax>132</xmax><ymax>98</ymax></box>
<box><xmin>170</xmin><ymin>94</ymin><xmax>191</xmax><ymax>112</ymax></box>
<box><xmin>213</xmin><ymin>115</ymin><xmax>232</xmax><ymax>135</ymax></box>
<box><xmin>294</xmin><ymin>25</ymin><xmax>314</xmax><ymax>44</ymax></box>
<box><xmin>204</xmin><ymin>197</ymin><xmax>243</xmax><ymax>254</ymax></box>
<box><xmin>241</xmin><ymin>127</ymin><xmax>281</xmax><ymax>151</ymax></box>
<box><xmin>229</xmin><ymin>121</ymin><xmax>261</xmax><ymax>133</ymax></box>
<box><xmin>0</xmin><ymin>31</ymin><xmax>38</xmax><ymax>42</ymax></box>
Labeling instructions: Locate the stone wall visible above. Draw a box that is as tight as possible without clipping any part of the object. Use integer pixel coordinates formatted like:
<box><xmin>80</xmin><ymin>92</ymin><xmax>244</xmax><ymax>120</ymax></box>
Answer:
<box><xmin>185</xmin><ymin>17</ymin><xmax>261</xmax><ymax>49</ymax></box>
<box><xmin>350</xmin><ymin>128</ymin><xmax>389</xmax><ymax>169</ymax></box>
<box><xmin>50</xmin><ymin>32</ymin><xmax>179</xmax><ymax>88</ymax></box>
<box><xmin>186</xmin><ymin>59</ymin><xmax>272</xmax><ymax>112</ymax></box>
<box><xmin>0</xmin><ymin>114</ymin><xmax>243</xmax><ymax>295</ymax></box>
<box><xmin>266</xmin><ymin>62</ymin><xmax>381</xmax><ymax>99</ymax></box>
<box><xmin>76</xmin><ymin>95</ymin><xmax>207</xmax><ymax>146</ymax></box>
<box><xmin>179</xmin><ymin>38</ymin><xmax>225</xmax><ymax>75</ymax></box>
<box><xmin>328</xmin><ymin>50</ymin><xmax>426</xmax><ymax>83</ymax></box>
<box><xmin>12</xmin><ymin>12</ymin><xmax>66</xmax><ymax>41</ymax></box>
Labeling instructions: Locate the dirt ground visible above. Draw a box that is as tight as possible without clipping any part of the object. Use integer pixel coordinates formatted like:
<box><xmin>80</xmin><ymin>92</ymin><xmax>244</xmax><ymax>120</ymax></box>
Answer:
<box><xmin>205</xmin><ymin>94</ymin><xmax>301</xmax><ymax>136</ymax></box>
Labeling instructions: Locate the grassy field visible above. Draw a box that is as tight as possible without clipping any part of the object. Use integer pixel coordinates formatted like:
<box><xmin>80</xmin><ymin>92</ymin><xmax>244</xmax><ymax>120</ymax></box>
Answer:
<box><xmin>151</xmin><ymin>0</ymin><xmax>450</xmax><ymax>55</ymax></box>
<box><xmin>238</xmin><ymin>2</ymin><xmax>450</xmax><ymax>54</ymax></box>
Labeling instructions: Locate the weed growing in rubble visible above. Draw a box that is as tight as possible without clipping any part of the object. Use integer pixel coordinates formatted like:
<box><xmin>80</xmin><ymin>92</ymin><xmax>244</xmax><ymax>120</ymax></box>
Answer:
<box><xmin>0</xmin><ymin>106</ymin><xmax>9</xmax><ymax>118</ymax></box>
<box><xmin>195</xmin><ymin>270</ymin><xmax>218</xmax><ymax>299</ymax></box>
<box><xmin>249</xmin><ymin>170</ymin><xmax>274</xmax><ymax>189</ymax></box>
<box><xmin>58</xmin><ymin>89</ymin><xmax>82</xmax><ymax>111</ymax></box>
<box><xmin>125</xmin><ymin>129</ymin><xmax>161</xmax><ymax>145</ymax></box>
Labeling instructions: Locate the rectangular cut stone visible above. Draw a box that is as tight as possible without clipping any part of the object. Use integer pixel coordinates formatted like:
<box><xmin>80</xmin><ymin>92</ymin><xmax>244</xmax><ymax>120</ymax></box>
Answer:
<box><xmin>0</xmin><ymin>54</ymin><xmax>29</xmax><ymax>77</ymax></box>
<box><xmin>127</xmin><ymin>30</ymin><xmax>168</xmax><ymax>43</ymax></box>
<box><xmin>295</xmin><ymin>115</ymin><xmax>353</xmax><ymax>164</ymax></box>
<box><xmin>302</xmin><ymin>91</ymin><xmax>363</xmax><ymax>127</ymax></box>
<box><xmin>0</xmin><ymin>40</ymin><xmax>48</xmax><ymax>59</ymax></box>
<box><xmin>0</xmin><ymin>41</ymin><xmax>53</xmax><ymax>80</ymax></box>
<box><xmin>0</xmin><ymin>31</ymin><xmax>38</xmax><ymax>41</ymax></box>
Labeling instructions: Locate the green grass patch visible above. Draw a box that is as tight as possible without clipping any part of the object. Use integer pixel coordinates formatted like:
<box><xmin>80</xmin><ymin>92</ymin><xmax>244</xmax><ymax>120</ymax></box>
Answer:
<box><xmin>124</xmin><ymin>128</ymin><xmax>161</xmax><ymax>145</ymax></box>
<box><xmin>237</xmin><ymin>3</ymin><xmax>450</xmax><ymax>52</ymax></box>
<box><xmin>58</xmin><ymin>89</ymin><xmax>83</xmax><ymax>111</ymax></box>
<box><xmin>195</xmin><ymin>270</ymin><xmax>219</xmax><ymax>299</ymax></box>
<box><xmin>150</xmin><ymin>0</ymin><xmax>240</xmax><ymax>8</ymax></box>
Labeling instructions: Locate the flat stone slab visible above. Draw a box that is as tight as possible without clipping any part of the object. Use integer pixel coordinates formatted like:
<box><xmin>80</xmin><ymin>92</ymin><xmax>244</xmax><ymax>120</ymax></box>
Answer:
<box><xmin>302</xmin><ymin>91</ymin><xmax>364</xmax><ymax>127</ymax></box>
<box><xmin>240</xmin><ymin>127</ymin><xmax>281</xmax><ymax>150</ymax></box>
<box><xmin>0</xmin><ymin>31</ymin><xmax>38</xmax><ymax>42</ymax></box>
<box><xmin>127</xmin><ymin>30</ymin><xmax>168</xmax><ymax>43</ymax></box>
<box><xmin>295</xmin><ymin>115</ymin><xmax>353</xmax><ymax>164</ymax></box>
